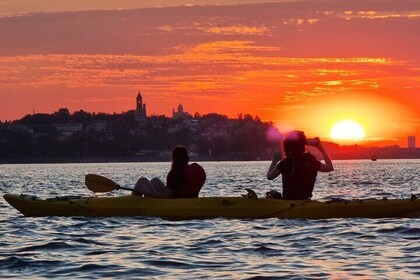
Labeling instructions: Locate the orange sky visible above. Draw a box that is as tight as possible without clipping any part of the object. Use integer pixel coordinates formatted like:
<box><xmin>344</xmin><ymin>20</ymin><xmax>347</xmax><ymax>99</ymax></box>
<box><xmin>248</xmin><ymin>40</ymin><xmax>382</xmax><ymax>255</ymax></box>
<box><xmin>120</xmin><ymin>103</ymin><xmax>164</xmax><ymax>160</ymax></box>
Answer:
<box><xmin>0</xmin><ymin>0</ymin><xmax>419</xmax><ymax>147</ymax></box>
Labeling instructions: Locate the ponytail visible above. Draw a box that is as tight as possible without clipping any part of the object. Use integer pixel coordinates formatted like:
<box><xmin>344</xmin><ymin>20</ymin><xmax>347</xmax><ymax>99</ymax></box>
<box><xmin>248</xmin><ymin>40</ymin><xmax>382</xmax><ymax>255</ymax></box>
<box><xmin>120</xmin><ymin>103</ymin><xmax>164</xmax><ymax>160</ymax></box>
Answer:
<box><xmin>170</xmin><ymin>146</ymin><xmax>190</xmax><ymax>190</ymax></box>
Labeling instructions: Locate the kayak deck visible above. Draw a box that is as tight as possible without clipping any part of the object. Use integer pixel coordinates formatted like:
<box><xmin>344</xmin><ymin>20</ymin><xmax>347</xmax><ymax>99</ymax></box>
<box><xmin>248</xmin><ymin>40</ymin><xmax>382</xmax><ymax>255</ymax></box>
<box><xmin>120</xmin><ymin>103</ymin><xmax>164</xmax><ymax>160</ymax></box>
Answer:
<box><xmin>4</xmin><ymin>194</ymin><xmax>420</xmax><ymax>219</ymax></box>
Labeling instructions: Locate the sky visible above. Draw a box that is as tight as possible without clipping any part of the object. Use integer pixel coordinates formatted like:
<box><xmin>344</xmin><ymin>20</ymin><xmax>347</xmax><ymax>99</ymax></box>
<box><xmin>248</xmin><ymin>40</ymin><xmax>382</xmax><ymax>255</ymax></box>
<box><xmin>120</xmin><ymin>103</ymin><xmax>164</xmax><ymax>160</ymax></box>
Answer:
<box><xmin>0</xmin><ymin>0</ymin><xmax>419</xmax><ymax>146</ymax></box>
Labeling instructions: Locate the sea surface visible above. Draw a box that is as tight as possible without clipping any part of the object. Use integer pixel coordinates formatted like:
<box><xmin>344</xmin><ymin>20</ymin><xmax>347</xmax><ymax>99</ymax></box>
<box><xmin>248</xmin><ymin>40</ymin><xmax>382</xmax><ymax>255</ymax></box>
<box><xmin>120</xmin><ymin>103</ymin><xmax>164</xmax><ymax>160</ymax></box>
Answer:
<box><xmin>0</xmin><ymin>160</ymin><xmax>419</xmax><ymax>279</ymax></box>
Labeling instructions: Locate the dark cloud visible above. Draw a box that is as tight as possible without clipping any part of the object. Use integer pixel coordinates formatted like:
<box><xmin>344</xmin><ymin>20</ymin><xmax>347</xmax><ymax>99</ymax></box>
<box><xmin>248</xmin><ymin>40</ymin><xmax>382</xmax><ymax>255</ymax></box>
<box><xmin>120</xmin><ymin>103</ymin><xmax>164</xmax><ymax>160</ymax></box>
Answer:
<box><xmin>0</xmin><ymin>0</ymin><xmax>418</xmax><ymax>59</ymax></box>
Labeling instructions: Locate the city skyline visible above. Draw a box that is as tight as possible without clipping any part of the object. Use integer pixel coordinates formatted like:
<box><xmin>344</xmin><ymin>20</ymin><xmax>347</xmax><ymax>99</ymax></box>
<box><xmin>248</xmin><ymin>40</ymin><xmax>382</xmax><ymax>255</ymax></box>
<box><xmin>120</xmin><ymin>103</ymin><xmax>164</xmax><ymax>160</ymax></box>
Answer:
<box><xmin>0</xmin><ymin>0</ymin><xmax>419</xmax><ymax>147</ymax></box>
<box><xmin>3</xmin><ymin>91</ymin><xmax>417</xmax><ymax>149</ymax></box>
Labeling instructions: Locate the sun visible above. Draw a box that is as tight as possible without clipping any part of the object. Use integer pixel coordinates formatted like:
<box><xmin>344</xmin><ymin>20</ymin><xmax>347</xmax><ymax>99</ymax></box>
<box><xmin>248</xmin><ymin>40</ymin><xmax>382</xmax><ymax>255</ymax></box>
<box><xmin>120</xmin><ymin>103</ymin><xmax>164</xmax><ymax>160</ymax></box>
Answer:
<box><xmin>330</xmin><ymin>120</ymin><xmax>365</xmax><ymax>140</ymax></box>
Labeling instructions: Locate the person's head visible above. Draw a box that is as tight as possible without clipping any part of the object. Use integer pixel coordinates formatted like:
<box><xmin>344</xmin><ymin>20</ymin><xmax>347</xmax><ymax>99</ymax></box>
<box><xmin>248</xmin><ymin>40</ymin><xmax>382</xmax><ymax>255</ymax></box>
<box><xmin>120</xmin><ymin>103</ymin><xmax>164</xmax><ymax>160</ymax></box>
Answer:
<box><xmin>172</xmin><ymin>146</ymin><xmax>189</xmax><ymax>167</ymax></box>
<box><xmin>170</xmin><ymin>146</ymin><xmax>189</xmax><ymax>190</ymax></box>
<box><xmin>283</xmin><ymin>130</ymin><xmax>306</xmax><ymax>158</ymax></box>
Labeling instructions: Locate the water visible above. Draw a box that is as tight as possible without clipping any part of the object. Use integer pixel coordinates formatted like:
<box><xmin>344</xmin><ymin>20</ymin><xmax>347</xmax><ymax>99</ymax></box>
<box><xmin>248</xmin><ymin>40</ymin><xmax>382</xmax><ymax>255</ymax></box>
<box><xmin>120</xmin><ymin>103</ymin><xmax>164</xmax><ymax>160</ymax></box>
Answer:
<box><xmin>1</xmin><ymin>160</ymin><xmax>419</xmax><ymax>279</ymax></box>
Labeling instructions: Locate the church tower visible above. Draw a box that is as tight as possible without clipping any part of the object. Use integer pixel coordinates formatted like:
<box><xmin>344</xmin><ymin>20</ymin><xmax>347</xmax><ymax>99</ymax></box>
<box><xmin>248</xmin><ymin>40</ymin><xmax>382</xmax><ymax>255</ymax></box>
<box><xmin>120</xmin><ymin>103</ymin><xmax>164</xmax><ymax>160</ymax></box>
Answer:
<box><xmin>135</xmin><ymin>91</ymin><xmax>147</xmax><ymax>121</ymax></box>
<box><xmin>136</xmin><ymin>93</ymin><xmax>141</xmax><ymax>109</ymax></box>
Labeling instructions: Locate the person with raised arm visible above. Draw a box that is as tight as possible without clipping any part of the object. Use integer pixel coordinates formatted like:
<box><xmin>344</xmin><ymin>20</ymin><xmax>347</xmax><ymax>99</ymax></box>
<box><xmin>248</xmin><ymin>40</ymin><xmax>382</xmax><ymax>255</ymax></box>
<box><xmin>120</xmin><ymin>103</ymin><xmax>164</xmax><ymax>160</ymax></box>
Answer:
<box><xmin>266</xmin><ymin>130</ymin><xmax>333</xmax><ymax>200</ymax></box>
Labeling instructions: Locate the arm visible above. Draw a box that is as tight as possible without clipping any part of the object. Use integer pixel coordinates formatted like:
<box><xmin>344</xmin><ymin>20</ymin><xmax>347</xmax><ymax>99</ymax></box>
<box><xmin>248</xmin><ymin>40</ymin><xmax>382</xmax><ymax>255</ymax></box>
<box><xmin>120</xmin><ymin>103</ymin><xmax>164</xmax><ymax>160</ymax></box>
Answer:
<box><xmin>311</xmin><ymin>138</ymin><xmax>334</xmax><ymax>172</ymax></box>
<box><xmin>267</xmin><ymin>150</ymin><xmax>282</xmax><ymax>180</ymax></box>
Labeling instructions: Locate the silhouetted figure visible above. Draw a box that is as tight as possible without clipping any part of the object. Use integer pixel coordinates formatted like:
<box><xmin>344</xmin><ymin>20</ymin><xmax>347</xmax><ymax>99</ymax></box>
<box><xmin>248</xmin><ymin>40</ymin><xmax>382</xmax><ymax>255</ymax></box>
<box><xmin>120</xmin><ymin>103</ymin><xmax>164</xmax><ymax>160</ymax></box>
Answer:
<box><xmin>267</xmin><ymin>131</ymin><xmax>333</xmax><ymax>200</ymax></box>
<box><xmin>132</xmin><ymin>146</ymin><xmax>206</xmax><ymax>198</ymax></box>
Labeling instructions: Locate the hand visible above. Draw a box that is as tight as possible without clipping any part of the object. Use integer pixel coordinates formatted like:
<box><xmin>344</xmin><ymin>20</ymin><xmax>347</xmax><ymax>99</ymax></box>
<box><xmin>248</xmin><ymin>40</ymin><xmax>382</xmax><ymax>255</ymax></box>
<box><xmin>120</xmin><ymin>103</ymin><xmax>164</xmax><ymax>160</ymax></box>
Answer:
<box><xmin>307</xmin><ymin>137</ymin><xmax>322</xmax><ymax>149</ymax></box>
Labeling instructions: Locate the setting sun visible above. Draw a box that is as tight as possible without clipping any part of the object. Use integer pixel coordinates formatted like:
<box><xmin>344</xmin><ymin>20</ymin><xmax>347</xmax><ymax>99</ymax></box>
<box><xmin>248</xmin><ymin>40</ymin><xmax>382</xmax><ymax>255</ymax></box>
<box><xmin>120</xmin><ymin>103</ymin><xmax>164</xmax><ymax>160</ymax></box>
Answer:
<box><xmin>330</xmin><ymin>120</ymin><xmax>365</xmax><ymax>140</ymax></box>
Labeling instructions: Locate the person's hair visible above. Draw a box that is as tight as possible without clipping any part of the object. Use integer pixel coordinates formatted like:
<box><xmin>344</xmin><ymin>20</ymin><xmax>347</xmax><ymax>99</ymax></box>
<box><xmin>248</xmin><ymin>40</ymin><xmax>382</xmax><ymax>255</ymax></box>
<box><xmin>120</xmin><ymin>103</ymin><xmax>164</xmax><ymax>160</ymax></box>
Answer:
<box><xmin>170</xmin><ymin>146</ymin><xmax>190</xmax><ymax>190</ymax></box>
<box><xmin>283</xmin><ymin>130</ymin><xmax>306</xmax><ymax>158</ymax></box>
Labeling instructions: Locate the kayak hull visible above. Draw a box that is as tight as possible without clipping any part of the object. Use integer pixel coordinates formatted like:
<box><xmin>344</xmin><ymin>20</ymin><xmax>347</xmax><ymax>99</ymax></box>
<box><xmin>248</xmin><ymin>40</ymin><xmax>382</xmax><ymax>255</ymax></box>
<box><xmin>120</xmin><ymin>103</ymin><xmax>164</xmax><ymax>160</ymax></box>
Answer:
<box><xmin>3</xmin><ymin>194</ymin><xmax>420</xmax><ymax>219</ymax></box>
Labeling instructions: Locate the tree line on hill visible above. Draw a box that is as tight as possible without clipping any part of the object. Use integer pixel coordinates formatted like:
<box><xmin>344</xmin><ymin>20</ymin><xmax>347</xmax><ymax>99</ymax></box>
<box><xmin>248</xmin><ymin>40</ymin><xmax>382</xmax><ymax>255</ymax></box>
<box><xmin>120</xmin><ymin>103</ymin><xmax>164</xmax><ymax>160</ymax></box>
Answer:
<box><xmin>0</xmin><ymin>108</ymin><xmax>279</xmax><ymax>162</ymax></box>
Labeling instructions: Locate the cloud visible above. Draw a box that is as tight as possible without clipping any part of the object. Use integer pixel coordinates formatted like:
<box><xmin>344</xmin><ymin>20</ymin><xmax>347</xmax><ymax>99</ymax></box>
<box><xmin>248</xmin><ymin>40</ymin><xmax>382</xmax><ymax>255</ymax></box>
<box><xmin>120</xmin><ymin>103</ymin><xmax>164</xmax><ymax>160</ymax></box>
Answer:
<box><xmin>0</xmin><ymin>50</ymin><xmax>400</xmax><ymax>90</ymax></box>
<box><xmin>199</xmin><ymin>25</ymin><xmax>272</xmax><ymax>36</ymax></box>
<box><xmin>341</xmin><ymin>10</ymin><xmax>420</xmax><ymax>20</ymax></box>
<box><xmin>0</xmin><ymin>1</ymin><xmax>310</xmax><ymax>17</ymax></box>
<box><xmin>1</xmin><ymin>1</ymin><xmax>419</xmax><ymax>59</ymax></box>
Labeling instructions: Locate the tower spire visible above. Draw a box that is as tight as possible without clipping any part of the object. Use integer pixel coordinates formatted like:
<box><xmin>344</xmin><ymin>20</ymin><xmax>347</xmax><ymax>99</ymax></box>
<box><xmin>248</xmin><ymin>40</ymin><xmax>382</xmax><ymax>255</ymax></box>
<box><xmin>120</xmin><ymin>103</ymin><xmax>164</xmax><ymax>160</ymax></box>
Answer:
<box><xmin>135</xmin><ymin>91</ymin><xmax>147</xmax><ymax>122</ymax></box>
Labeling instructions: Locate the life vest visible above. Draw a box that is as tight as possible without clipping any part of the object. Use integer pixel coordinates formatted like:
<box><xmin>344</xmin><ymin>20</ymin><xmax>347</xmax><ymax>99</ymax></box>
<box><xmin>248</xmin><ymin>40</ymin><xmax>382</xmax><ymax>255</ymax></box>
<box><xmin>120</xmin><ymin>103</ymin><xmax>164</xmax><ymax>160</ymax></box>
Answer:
<box><xmin>175</xmin><ymin>163</ymin><xmax>206</xmax><ymax>198</ymax></box>
<box><xmin>280</xmin><ymin>153</ymin><xmax>321</xmax><ymax>200</ymax></box>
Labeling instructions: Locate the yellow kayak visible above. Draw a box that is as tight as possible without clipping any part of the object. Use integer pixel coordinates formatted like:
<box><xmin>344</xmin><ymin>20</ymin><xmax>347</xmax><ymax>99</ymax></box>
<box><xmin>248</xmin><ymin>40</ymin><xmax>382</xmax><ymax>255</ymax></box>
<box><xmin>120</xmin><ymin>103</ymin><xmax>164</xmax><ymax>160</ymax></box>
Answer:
<box><xmin>3</xmin><ymin>193</ymin><xmax>420</xmax><ymax>219</ymax></box>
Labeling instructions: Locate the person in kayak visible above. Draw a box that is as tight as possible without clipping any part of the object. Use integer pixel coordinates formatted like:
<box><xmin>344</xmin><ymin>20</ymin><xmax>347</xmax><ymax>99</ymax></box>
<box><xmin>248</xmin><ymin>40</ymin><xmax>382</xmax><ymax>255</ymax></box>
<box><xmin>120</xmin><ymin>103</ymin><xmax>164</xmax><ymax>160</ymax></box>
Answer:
<box><xmin>266</xmin><ymin>130</ymin><xmax>333</xmax><ymax>200</ymax></box>
<box><xmin>132</xmin><ymin>146</ymin><xmax>206</xmax><ymax>198</ymax></box>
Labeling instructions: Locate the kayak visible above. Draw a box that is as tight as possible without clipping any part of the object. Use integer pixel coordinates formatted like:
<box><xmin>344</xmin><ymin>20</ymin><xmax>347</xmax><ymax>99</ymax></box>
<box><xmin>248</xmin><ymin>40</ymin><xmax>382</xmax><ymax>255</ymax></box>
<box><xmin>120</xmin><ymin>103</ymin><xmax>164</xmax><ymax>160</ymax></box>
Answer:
<box><xmin>4</xmin><ymin>193</ymin><xmax>420</xmax><ymax>219</ymax></box>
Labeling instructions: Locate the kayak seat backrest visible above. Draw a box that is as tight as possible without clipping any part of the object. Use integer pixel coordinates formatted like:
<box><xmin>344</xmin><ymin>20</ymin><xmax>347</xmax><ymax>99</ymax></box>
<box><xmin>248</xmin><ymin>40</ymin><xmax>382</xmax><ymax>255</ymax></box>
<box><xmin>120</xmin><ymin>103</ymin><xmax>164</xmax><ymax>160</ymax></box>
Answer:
<box><xmin>182</xmin><ymin>163</ymin><xmax>206</xmax><ymax>198</ymax></box>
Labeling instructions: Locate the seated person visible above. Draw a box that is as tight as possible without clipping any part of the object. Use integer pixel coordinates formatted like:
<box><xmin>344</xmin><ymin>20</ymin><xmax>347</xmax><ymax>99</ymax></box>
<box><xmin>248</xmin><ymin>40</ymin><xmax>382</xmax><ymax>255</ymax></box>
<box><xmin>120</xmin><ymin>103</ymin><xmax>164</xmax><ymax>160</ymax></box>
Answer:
<box><xmin>132</xmin><ymin>146</ymin><xmax>206</xmax><ymax>198</ymax></box>
<box><xmin>267</xmin><ymin>131</ymin><xmax>334</xmax><ymax>200</ymax></box>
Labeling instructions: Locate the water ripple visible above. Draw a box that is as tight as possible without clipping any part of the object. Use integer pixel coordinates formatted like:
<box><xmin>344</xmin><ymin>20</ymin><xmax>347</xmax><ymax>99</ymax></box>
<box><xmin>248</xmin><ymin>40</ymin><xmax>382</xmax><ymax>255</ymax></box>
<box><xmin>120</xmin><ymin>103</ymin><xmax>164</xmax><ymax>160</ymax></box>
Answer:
<box><xmin>16</xmin><ymin>241</ymin><xmax>74</xmax><ymax>252</ymax></box>
<box><xmin>1</xmin><ymin>160</ymin><xmax>419</xmax><ymax>279</ymax></box>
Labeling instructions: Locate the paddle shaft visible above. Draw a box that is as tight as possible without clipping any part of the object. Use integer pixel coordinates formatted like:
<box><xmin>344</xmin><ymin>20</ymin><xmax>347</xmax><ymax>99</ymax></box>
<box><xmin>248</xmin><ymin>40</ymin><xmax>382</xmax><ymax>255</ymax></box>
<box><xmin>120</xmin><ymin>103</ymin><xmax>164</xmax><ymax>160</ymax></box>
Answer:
<box><xmin>118</xmin><ymin>186</ymin><xmax>134</xmax><ymax>191</ymax></box>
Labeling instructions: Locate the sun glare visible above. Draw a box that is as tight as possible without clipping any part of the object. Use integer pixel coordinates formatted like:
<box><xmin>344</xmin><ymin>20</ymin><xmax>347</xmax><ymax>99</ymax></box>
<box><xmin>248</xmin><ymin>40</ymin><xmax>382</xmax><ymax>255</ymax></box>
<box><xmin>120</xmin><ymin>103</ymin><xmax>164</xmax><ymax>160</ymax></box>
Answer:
<box><xmin>330</xmin><ymin>120</ymin><xmax>365</xmax><ymax>140</ymax></box>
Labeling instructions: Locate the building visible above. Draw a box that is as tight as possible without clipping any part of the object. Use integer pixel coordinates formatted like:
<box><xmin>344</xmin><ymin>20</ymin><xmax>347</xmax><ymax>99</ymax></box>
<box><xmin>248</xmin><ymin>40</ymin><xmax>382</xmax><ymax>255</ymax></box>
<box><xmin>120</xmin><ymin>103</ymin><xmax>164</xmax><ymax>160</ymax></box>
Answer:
<box><xmin>408</xmin><ymin>136</ymin><xmax>416</xmax><ymax>148</ymax></box>
<box><xmin>172</xmin><ymin>103</ymin><xmax>190</xmax><ymax>119</ymax></box>
<box><xmin>53</xmin><ymin>123</ymin><xmax>83</xmax><ymax>137</ymax></box>
<box><xmin>86</xmin><ymin>121</ymin><xmax>107</xmax><ymax>132</ymax></box>
<box><xmin>135</xmin><ymin>92</ymin><xmax>147</xmax><ymax>122</ymax></box>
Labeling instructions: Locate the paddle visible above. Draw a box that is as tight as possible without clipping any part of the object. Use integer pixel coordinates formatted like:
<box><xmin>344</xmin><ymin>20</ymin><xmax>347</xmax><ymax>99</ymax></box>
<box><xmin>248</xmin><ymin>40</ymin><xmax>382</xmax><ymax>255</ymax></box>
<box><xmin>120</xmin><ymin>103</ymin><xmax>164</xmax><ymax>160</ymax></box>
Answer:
<box><xmin>85</xmin><ymin>174</ymin><xmax>134</xmax><ymax>193</ymax></box>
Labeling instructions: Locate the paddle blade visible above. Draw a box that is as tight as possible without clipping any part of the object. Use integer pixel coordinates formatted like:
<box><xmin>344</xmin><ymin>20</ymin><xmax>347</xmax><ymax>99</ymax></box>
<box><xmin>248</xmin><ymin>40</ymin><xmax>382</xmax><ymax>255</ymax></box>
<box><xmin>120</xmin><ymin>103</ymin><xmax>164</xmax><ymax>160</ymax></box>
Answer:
<box><xmin>85</xmin><ymin>174</ymin><xmax>120</xmax><ymax>193</ymax></box>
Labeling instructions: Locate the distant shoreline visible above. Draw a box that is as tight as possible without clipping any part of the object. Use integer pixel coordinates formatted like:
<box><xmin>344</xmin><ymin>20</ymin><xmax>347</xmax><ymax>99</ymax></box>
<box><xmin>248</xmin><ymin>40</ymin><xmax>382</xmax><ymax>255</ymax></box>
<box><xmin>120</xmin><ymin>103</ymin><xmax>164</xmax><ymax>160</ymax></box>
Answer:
<box><xmin>1</xmin><ymin>153</ymin><xmax>420</xmax><ymax>164</ymax></box>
